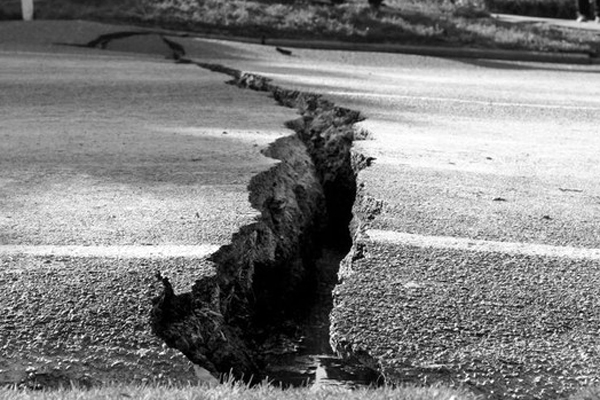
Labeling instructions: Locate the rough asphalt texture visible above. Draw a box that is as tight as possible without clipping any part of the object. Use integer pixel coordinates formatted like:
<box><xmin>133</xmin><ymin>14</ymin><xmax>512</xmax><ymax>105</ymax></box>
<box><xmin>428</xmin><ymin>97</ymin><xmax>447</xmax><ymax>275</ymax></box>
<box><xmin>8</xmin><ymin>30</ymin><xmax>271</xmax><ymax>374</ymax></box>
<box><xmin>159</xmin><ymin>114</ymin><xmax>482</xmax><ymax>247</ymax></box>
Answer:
<box><xmin>1</xmin><ymin>255</ymin><xmax>213</xmax><ymax>387</ymax></box>
<box><xmin>0</xmin><ymin>22</ymin><xmax>297</xmax><ymax>387</ymax></box>
<box><xmin>332</xmin><ymin>238</ymin><xmax>600</xmax><ymax>399</ymax></box>
<box><xmin>185</xmin><ymin>33</ymin><xmax>600</xmax><ymax>399</ymax></box>
<box><xmin>0</xmin><ymin>50</ymin><xmax>291</xmax><ymax>246</ymax></box>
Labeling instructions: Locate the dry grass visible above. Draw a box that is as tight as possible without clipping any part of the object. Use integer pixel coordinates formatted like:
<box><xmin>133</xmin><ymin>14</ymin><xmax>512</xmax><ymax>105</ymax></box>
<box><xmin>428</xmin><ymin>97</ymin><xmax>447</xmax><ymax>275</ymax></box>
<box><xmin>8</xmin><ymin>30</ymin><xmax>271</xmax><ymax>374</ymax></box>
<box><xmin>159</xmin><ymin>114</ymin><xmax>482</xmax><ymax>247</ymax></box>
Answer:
<box><xmin>134</xmin><ymin>0</ymin><xmax>599</xmax><ymax>53</ymax></box>
<box><xmin>0</xmin><ymin>382</ymin><xmax>480</xmax><ymax>400</ymax></box>
<box><xmin>1</xmin><ymin>0</ymin><xmax>599</xmax><ymax>54</ymax></box>
<box><xmin>2</xmin><ymin>380</ymin><xmax>599</xmax><ymax>400</ymax></box>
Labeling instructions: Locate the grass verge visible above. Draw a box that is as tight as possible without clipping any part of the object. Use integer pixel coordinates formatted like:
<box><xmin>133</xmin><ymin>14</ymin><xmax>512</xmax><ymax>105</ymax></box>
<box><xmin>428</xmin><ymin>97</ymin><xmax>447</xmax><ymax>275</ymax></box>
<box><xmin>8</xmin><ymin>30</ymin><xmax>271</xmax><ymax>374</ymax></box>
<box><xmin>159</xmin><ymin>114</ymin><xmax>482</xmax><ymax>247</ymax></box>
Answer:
<box><xmin>2</xmin><ymin>381</ymin><xmax>599</xmax><ymax>399</ymax></box>
<box><xmin>1</xmin><ymin>0</ymin><xmax>599</xmax><ymax>55</ymax></box>
<box><xmin>0</xmin><ymin>382</ymin><xmax>480</xmax><ymax>400</ymax></box>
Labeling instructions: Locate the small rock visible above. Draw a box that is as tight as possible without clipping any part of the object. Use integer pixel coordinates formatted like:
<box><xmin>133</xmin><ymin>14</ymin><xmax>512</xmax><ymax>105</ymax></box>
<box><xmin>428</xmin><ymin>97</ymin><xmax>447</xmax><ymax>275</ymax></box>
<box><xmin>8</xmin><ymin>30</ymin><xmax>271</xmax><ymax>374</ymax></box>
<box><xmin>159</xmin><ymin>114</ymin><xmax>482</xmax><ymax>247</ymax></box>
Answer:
<box><xmin>193</xmin><ymin>365</ymin><xmax>219</xmax><ymax>387</ymax></box>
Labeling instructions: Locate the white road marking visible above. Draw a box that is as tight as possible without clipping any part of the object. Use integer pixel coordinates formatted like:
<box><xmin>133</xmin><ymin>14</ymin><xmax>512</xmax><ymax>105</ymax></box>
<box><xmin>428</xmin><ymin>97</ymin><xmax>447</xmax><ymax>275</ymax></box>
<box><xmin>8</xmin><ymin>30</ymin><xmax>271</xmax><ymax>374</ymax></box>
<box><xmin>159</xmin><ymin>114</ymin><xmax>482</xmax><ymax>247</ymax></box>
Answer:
<box><xmin>367</xmin><ymin>229</ymin><xmax>600</xmax><ymax>260</ymax></box>
<box><xmin>0</xmin><ymin>244</ymin><xmax>221</xmax><ymax>259</ymax></box>
<box><xmin>328</xmin><ymin>91</ymin><xmax>600</xmax><ymax>111</ymax></box>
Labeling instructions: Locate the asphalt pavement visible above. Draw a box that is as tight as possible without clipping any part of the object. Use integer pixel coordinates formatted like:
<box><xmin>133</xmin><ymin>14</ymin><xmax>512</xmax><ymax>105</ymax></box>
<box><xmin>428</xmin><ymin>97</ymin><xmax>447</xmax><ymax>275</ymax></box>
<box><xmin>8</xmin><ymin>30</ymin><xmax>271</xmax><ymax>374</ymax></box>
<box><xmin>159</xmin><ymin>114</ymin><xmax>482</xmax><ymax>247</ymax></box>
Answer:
<box><xmin>3</xmin><ymin>17</ymin><xmax>600</xmax><ymax>398</ymax></box>
<box><xmin>0</xmin><ymin>22</ymin><xmax>296</xmax><ymax>387</ymax></box>
<box><xmin>178</xmin><ymin>27</ymin><xmax>600</xmax><ymax>399</ymax></box>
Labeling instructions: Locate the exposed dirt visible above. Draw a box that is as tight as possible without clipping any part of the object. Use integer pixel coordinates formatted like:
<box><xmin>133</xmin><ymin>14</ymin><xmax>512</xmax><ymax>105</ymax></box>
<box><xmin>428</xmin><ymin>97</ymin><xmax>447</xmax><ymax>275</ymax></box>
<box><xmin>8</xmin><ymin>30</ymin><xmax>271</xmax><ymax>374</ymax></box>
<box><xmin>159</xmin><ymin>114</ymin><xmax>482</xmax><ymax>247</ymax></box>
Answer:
<box><xmin>150</xmin><ymin>62</ymin><xmax>378</xmax><ymax>382</ymax></box>
<box><xmin>151</xmin><ymin>132</ymin><xmax>326</xmax><ymax>379</ymax></box>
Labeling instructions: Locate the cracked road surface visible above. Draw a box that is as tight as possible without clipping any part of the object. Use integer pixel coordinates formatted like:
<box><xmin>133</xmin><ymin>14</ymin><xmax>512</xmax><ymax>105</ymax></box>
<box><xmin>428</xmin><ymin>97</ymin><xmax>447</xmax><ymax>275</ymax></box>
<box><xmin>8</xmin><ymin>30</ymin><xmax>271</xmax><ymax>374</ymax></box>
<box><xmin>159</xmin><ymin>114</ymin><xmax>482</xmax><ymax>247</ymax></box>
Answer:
<box><xmin>4</xmin><ymin>20</ymin><xmax>600</xmax><ymax>398</ymax></box>
<box><xmin>179</xmin><ymin>34</ymin><xmax>600</xmax><ymax>398</ymax></box>
<box><xmin>0</xmin><ymin>23</ymin><xmax>297</xmax><ymax>387</ymax></box>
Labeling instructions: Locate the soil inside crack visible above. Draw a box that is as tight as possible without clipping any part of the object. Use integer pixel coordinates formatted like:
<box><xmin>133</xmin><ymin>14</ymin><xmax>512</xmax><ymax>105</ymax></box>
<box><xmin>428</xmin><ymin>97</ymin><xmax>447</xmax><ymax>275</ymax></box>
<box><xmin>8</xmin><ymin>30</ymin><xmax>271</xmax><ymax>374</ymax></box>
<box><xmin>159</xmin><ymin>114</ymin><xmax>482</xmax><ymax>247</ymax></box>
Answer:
<box><xmin>260</xmin><ymin>247</ymin><xmax>381</xmax><ymax>388</ymax></box>
<box><xmin>80</xmin><ymin>32</ymin><xmax>383</xmax><ymax>388</ymax></box>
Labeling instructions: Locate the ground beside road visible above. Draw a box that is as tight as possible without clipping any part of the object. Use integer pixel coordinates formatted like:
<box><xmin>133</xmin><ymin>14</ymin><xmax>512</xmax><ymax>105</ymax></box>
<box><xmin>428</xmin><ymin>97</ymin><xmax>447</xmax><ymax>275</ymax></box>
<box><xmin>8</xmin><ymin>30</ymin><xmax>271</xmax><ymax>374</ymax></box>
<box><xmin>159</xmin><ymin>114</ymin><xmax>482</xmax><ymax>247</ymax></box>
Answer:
<box><xmin>3</xmin><ymin>0</ymin><xmax>600</xmax><ymax>56</ymax></box>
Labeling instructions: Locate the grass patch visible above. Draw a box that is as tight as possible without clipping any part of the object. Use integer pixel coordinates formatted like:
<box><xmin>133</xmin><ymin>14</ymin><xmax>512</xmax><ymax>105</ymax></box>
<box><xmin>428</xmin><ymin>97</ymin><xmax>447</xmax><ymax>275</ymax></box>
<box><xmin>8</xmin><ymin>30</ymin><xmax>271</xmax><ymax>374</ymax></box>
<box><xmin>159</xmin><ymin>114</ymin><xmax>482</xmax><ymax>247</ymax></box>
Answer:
<box><xmin>0</xmin><ymin>382</ymin><xmax>479</xmax><ymax>400</ymax></box>
<box><xmin>1</xmin><ymin>0</ymin><xmax>599</xmax><ymax>54</ymax></box>
<box><xmin>2</xmin><ymin>381</ymin><xmax>600</xmax><ymax>400</ymax></box>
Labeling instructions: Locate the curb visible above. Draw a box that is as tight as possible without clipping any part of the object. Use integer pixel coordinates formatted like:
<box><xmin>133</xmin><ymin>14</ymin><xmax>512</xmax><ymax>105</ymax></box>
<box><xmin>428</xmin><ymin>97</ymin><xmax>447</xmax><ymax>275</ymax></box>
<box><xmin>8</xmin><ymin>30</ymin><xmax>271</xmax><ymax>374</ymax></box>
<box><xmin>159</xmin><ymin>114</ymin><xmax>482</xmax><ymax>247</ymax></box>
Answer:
<box><xmin>165</xmin><ymin>30</ymin><xmax>597</xmax><ymax>65</ymax></box>
<box><xmin>260</xmin><ymin>38</ymin><xmax>596</xmax><ymax>65</ymax></box>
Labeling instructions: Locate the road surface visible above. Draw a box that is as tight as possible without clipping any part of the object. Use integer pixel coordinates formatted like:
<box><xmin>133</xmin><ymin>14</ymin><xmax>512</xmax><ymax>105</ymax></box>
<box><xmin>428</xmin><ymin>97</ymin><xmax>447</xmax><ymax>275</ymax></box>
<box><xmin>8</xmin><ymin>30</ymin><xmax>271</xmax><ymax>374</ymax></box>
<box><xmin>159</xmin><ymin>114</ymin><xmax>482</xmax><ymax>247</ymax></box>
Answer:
<box><xmin>0</xmin><ymin>22</ymin><xmax>296</xmax><ymax>387</ymax></box>
<box><xmin>189</xmin><ymin>35</ymin><xmax>600</xmax><ymax>399</ymax></box>
<box><xmin>3</xmin><ymin>19</ymin><xmax>600</xmax><ymax>398</ymax></box>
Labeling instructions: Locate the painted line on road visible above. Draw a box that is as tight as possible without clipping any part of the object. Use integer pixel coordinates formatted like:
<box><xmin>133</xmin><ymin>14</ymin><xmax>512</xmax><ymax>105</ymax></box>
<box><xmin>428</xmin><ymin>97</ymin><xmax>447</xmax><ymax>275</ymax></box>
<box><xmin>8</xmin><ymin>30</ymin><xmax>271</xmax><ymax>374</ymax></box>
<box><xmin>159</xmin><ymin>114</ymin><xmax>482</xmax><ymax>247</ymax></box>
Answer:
<box><xmin>0</xmin><ymin>244</ymin><xmax>221</xmax><ymax>259</ymax></box>
<box><xmin>328</xmin><ymin>91</ymin><xmax>600</xmax><ymax>112</ymax></box>
<box><xmin>367</xmin><ymin>229</ymin><xmax>600</xmax><ymax>260</ymax></box>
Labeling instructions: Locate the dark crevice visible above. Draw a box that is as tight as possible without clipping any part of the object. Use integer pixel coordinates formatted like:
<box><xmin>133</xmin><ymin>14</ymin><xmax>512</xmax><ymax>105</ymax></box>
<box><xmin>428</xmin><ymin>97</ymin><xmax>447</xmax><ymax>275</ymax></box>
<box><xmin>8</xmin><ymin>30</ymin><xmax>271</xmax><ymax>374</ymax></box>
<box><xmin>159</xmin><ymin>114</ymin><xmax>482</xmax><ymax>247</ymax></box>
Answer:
<box><xmin>86</xmin><ymin>31</ymin><xmax>151</xmax><ymax>48</ymax></box>
<box><xmin>128</xmin><ymin>43</ymin><xmax>383</xmax><ymax>384</ymax></box>
<box><xmin>234</xmin><ymin>69</ymin><xmax>384</xmax><ymax>385</ymax></box>
<box><xmin>0</xmin><ymin>31</ymin><xmax>386</xmax><ymax>389</ymax></box>
<box><xmin>55</xmin><ymin>32</ymin><xmax>191</xmax><ymax>62</ymax></box>
<box><xmin>76</xmin><ymin>30</ymin><xmax>382</xmax><ymax>384</ymax></box>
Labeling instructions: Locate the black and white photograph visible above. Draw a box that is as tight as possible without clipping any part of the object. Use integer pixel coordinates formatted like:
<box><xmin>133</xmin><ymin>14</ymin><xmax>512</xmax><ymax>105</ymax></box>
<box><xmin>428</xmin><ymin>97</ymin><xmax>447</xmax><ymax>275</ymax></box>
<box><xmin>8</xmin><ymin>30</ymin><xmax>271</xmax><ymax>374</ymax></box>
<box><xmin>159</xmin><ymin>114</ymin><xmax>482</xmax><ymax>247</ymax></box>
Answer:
<box><xmin>1</xmin><ymin>0</ymin><xmax>600</xmax><ymax>399</ymax></box>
